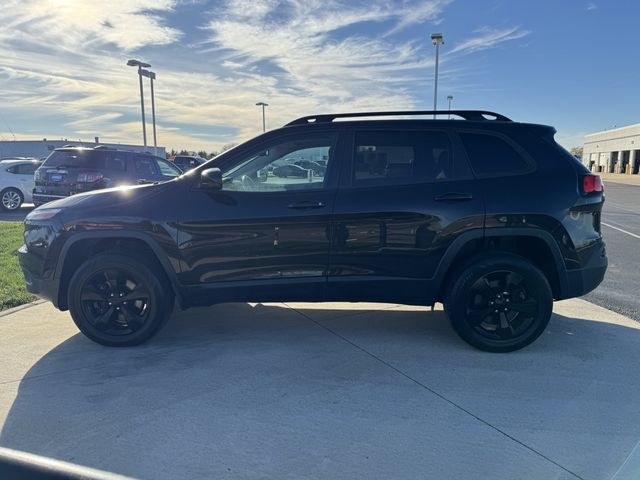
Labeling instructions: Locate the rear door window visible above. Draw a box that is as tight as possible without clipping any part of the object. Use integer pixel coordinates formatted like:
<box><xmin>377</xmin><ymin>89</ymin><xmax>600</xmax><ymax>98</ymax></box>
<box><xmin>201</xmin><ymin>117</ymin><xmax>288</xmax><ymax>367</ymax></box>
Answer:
<box><xmin>132</xmin><ymin>154</ymin><xmax>160</xmax><ymax>178</ymax></box>
<box><xmin>103</xmin><ymin>151</ymin><xmax>129</xmax><ymax>171</ymax></box>
<box><xmin>458</xmin><ymin>131</ymin><xmax>531</xmax><ymax>176</ymax></box>
<box><xmin>353</xmin><ymin>130</ymin><xmax>453</xmax><ymax>186</ymax></box>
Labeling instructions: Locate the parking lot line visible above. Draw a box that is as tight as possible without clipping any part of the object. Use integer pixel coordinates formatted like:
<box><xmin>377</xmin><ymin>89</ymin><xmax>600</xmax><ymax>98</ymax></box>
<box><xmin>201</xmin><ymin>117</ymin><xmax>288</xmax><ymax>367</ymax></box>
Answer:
<box><xmin>602</xmin><ymin>222</ymin><xmax>640</xmax><ymax>240</ymax></box>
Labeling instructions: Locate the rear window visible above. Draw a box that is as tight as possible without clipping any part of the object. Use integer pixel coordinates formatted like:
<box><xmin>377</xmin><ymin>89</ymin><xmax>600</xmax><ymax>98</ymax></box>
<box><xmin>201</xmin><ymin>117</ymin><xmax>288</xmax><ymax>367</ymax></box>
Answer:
<box><xmin>459</xmin><ymin>132</ymin><xmax>530</xmax><ymax>176</ymax></box>
<box><xmin>43</xmin><ymin>150</ymin><xmax>127</xmax><ymax>171</ymax></box>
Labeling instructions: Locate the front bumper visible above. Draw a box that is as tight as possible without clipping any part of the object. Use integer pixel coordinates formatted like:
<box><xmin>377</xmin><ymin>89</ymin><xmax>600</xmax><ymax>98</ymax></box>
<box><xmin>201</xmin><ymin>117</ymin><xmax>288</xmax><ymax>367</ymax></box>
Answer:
<box><xmin>18</xmin><ymin>244</ymin><xmax>61</xmax><ymax>308</ymax></box>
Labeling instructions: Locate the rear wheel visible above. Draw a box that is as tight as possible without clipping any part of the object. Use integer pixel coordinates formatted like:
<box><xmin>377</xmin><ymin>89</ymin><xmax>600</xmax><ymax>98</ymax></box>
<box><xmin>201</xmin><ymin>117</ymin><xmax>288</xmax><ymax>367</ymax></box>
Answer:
<box><xmin>1</xmin><ymin>188</ymin><xmax>23</xmax><ymax>211</ymax></box>
<box><xmin>68</xmin><ymin>253</ymin><xmax>174</xmax><ymax>347</ymax></box>
<box><xmin>444</xmin><ymin>253</ymin><xmax>552</xmax><ymax>352</ymax></box>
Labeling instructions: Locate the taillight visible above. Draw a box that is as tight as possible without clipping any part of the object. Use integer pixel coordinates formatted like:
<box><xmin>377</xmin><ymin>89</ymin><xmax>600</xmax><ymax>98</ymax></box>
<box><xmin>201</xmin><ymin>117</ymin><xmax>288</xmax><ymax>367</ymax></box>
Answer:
<box><xmin>77</xmin><ymin>172</ymin><xmax>103</xmax><ymax>183</ymax></box>
<box><xmin>582</xmin><ymin>175</ymin><xmax>603</xmax><ymax>194</ymax></box>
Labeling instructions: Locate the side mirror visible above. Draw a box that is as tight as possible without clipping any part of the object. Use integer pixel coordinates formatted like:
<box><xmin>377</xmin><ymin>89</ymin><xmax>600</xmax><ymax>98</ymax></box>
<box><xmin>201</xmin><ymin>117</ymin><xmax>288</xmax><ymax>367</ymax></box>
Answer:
<box><xmin>199</xmin><ymin>168</ymin><xmax>222</xmax><ymax>190</ymax></box>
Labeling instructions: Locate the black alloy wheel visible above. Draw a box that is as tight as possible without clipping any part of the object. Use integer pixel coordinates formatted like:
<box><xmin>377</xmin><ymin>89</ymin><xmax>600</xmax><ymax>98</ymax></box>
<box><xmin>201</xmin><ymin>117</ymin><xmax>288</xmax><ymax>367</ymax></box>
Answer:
<box><xmin>445</xmin><ymin>253</ymin><xmax>553</xmax><ymax>352</ymax></box>
<box><xmin>466</xmin><ymin>270</ymin><xmax>538</xmax><ymax>341</ymax></box>
<box><xmin>68</xmin><ymin>252</ymin><xmax>173</xmax><ymax>346</ymax></box>
<box><xmin>79</xmin><ymin>268</ymin><xmax>152</xmax><ymax>336</ymax></box>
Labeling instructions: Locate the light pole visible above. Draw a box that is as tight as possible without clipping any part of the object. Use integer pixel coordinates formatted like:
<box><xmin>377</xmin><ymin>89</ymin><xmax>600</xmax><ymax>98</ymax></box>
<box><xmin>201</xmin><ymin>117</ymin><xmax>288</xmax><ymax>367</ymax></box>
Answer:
<box><xmin>141</xmin><ymin>69</ymin><xmax>157</xmax><ymax>155</ymax></box>
<box><xmin>127</xmin><ymin>59</ymin><xmax>151</xmax><ymax>148</ymax></box>
<box><xmin>447</xmin><ymin>95</ymin><xmax>453</xmax><ymax>119</ymax></box>
<box><xmin>256</xmin><ymin>102</ymin><xmax>268</xmax><ymax>132</ymax></box>
<box><xmin>431</xmin><ymin>33</ymin><xmax>444</xmax><ymax>119</ymax></box>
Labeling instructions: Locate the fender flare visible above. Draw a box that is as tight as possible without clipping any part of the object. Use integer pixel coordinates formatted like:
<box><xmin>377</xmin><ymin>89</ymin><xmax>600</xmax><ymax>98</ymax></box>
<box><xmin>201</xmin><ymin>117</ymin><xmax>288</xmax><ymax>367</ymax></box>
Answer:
<box><xmin>433</xmin><ymin>227</ymin><xmax>569</xmax><ymax>296</ymax></box>
<box><xmin>54</xmin><ymin>230</ymin><xmax>183</xmax><ymax>308</ymax></box>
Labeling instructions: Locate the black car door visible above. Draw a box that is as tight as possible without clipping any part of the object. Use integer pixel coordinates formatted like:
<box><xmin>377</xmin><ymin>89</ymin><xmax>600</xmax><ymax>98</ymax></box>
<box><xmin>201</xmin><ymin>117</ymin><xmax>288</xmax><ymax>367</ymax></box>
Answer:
<box><xmin>176</xmin><ymin>129</ymin><xmax>344</xmax><ymax>302</ymax></box>
<box><xmin>328</xmin><ymin>126</ymin><xmax>485</xmax><ymax>305</ymax></box>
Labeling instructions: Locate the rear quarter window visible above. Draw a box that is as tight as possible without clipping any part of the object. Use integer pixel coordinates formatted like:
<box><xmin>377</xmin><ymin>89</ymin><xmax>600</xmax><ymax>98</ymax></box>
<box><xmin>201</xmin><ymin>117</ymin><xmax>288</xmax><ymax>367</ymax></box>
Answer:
<box><xmin>458</xmin><ymin>131</ymin><xmax>532</xmax><ymax>177</ymax></box>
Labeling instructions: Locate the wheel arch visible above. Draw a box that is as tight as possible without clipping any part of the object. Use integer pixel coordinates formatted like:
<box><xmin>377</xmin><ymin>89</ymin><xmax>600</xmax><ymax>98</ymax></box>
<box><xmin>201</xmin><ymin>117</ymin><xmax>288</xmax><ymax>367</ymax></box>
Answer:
<box><xmin>55</xmin><ymin>231</ymin><xmax>182</xmax><ymax>310</ymax></box>
<box><xmin>434</xmin><ymin>228</ymin><xmax>569</xmax><ymax>301</ymax></box>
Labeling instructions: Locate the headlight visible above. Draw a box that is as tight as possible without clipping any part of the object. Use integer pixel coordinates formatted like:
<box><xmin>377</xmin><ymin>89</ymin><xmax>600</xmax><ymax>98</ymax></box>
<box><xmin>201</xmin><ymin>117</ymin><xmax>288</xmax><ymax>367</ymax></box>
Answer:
<box><xmin>26</xmin><ymin>208</ymin><xmax>61</xmax><ymax>221</ymax></box>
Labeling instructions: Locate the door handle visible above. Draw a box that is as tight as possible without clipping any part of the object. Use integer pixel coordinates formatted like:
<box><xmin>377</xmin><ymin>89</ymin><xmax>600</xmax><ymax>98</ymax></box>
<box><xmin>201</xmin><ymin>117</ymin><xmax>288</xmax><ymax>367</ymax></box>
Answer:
<box><xmin>434</xmin><ymin>192</ymin><xmax>473</xmax><ymax>202</ymax></box>
<box><xmin>287</xmin><ymin>201</ymin><xmax>326</xmax><ymax>209</ymax></box>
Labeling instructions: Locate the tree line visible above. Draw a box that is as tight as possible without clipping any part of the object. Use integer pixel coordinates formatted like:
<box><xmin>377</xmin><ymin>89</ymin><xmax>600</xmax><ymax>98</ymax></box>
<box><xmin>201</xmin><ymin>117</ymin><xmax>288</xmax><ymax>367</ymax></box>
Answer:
<box><xmin>168</xmin><ymin>143</ymin><xmax>237</xmax><ymax>159</ymax></box>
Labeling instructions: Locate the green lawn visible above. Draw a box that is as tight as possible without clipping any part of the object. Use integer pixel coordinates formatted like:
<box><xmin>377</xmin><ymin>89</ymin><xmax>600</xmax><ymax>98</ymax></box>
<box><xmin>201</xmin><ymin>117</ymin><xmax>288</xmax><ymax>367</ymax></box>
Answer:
<box><xmin>0</xmin><ymin>221</ymin><xmax>34</xmax><ymax>311</ymax></box>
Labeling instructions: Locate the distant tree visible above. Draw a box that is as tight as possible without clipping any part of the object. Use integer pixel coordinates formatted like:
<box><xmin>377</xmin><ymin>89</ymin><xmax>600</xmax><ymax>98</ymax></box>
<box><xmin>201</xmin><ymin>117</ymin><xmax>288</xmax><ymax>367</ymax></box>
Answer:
<box><xmin>221</xmin><ymin>143</ymin><xmax>238</xmax><ymax>152</ymax></box>
<box><xmin>570</xmin><ymin>146</ymin><xmax>583</xmax><ymax>157</ymax></box>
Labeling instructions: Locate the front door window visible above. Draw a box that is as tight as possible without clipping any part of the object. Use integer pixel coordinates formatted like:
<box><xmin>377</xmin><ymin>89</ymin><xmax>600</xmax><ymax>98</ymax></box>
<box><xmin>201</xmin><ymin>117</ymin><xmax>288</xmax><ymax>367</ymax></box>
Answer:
<box><xmin>223</xmin><ymin>133</ymin><xmax>336</xmax><ymax>192</ymax></box>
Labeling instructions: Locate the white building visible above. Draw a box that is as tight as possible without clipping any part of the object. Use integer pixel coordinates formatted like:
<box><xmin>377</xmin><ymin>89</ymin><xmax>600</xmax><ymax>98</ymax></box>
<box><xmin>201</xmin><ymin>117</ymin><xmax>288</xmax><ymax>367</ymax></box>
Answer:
<box><xmin>0</xmin><ymin>138</ymin><xmax>166</xmax><ymax>160</ymax></box>
<box><xmin>582</xmin><ymin>124</ymin><xmax>640</xmax><ymax>174</ymax></box>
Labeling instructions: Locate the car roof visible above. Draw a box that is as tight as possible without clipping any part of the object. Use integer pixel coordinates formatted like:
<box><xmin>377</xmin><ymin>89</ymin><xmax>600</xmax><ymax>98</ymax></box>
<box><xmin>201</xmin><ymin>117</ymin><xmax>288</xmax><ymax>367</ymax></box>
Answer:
<box><xmin>54</xmin><ymin>147</ymin><xmax>156</xmax><ymax>156</ymax></box>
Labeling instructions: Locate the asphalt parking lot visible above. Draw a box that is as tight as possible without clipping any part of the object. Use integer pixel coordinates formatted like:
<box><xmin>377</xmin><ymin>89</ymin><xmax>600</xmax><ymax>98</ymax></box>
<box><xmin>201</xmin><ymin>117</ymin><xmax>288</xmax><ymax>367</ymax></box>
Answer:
<box><xmin>585</xmin><ymin>181</ymin><xmax>640</xmax><ymax>320</ymax></box>
<box><xmin>0</xmin><ymin>204</ymin><xmax>32</xmax><ymax>222</ymax></box>
<box><xmin>1</xmin><ymin>299</ymin><xmax>640</xmax><ymax>480</ymax></box>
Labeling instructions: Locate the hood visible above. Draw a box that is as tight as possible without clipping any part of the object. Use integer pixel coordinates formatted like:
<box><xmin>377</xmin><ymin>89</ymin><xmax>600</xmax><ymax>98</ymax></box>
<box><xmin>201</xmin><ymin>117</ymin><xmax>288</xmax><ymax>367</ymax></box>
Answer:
<box><xmin>35</xmin><ymin>181</ymin><xmax>174</xmax><ymax>213</ymax></box>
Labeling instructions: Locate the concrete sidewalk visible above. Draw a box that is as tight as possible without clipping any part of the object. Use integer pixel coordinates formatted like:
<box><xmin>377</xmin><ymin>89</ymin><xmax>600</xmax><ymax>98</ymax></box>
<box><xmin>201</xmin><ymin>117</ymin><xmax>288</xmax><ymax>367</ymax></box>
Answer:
<box><xmin>1</xmin><ymin>299</ymin><xmax>639</xmax><ymax>480</ymax></box>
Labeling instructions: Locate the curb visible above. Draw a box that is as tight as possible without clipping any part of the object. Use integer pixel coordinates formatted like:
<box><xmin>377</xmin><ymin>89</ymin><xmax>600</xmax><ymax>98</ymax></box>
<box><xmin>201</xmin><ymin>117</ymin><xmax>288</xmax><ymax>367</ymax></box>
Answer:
<box><xmin>0</xmin><ymin>299</ymin><xmax>46</xmax><ymax>318</ymax></box>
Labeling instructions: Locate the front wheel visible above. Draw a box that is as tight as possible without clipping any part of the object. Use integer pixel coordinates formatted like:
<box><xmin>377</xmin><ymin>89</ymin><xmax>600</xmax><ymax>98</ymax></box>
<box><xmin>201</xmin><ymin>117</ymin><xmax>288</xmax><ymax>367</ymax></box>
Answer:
<box><xmin>68</xmin><ymin>253</ymin><xmax>174</xmax><ymax>347</ymax></box>
<box><xmin>444</xmin><ymin>253</ymin><xmax>553</xmax><ymax>352</ymax></box>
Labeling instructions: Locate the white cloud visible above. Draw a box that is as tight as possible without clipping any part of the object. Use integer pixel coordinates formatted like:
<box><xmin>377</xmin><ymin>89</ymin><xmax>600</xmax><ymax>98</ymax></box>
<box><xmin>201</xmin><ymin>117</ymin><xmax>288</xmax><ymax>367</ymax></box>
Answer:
<box><xmin>0</xmin><ymin>0</ymin><xmax>533</xmax><ymax>152</ymax></box>
<box><xmin>587</xmin><ymin>3</ymin><xmax>597</xmax><ymax>11</ymax></box>
<box><xmin>1</xmin><ymin>0</ymin><xmax>181</xmax><ymax>51</ymax></box>
<box><xmin>448</xmin><ymin>26</ymin><xmax>530</xmax><ymax>55</ymax></box>
<box><xmin>204</xmin><ymin>0</ymin><xmax>439</xmax><ymax>126</ymax></box>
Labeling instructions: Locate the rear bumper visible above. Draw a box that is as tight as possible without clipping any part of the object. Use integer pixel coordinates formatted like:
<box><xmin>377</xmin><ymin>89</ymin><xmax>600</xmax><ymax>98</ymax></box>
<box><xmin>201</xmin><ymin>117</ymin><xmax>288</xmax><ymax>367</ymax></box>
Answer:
<box><xmin>32</xmin><ymin>193</ymin><xmax>67</xmax><ymax>204</ymax></box>
<box><xmin>560</xmin><ymin>241</ymin><xmax>607</xmax><ymax>299</ymax></box>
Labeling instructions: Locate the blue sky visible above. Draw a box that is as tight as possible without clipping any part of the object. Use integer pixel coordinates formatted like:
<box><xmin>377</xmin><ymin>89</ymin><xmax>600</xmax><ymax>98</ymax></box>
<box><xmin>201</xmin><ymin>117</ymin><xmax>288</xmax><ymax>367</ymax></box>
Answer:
<box><xmin>0</xmin><ymin>0</ymin><xmax>636</xmax><ymax>151</ymax></box>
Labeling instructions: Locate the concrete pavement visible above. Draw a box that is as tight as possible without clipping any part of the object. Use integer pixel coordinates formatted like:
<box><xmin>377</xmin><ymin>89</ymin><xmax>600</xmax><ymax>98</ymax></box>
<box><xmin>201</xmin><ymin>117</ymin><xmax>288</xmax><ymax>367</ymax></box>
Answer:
<box><xmin>1</xmin><ymin>299</ymin><xmax>639</xmax><ymax>480</ymax></box>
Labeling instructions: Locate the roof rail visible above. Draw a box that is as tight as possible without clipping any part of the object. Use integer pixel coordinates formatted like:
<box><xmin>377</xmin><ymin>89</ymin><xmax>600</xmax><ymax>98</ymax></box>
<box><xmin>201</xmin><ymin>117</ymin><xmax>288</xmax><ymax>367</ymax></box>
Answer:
<box><xmin>285</xmin><ymin>110</ymin><xmax>511</xmax><ymax>126</ymax></box>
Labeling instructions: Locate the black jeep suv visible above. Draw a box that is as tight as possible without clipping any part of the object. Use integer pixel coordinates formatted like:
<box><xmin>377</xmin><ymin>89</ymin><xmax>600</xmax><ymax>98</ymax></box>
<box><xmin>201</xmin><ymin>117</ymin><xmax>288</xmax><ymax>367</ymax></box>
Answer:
<box><xmin>19</xmin><ymin>110</ymin><xmax>607</xmax><ymax>352</ymax></box>
<box><xmin>33</xmin><ymin>146</ymin><xmax>182</xmax><ymax>206</ymax></box>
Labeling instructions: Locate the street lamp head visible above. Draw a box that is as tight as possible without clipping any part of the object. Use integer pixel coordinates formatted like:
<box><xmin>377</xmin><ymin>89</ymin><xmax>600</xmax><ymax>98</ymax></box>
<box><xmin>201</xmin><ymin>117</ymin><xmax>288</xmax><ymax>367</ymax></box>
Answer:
<box><xmin>140</xmin><ymin>69</ymin><xmax>156</xmax><ymax>80</ymax></box>
<box><xmin>256</xmin><ymin>102</ymin><xmax>269</xmax><ymax>107</ymax></box>
<box><xmin>431</xmin><ymin>33</ymin><xmax>444</xmax><ymax>45</ymax></box>
<box><xmin>127</xmin><ymin>59</ymin><xmax>151</xmax><ymax>68</ymax></box>
<box><xmin>447</xmin><ymin>95</ymin><xmax>453</xmax><ymax>101</ymax></box>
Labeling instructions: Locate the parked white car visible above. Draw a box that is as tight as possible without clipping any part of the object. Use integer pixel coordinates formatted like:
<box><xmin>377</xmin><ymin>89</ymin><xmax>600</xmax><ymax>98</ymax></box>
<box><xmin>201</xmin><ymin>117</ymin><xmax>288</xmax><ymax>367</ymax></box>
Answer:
<box><xmin>0</xmin><ymin>159</ymin><xmax>40</xmax><ymax>211</ymax></box>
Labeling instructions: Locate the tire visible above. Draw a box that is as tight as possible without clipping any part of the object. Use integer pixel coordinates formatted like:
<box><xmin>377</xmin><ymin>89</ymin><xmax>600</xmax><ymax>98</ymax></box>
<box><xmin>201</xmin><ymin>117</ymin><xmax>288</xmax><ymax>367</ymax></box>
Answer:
<box><xmin>67</xmin><ymin>252</ymin><xmax>174</xmax><ymax>347</ymax></box>
<box><xmin>444</xmin><ymin>253</ymin><xmax>553</xmax><ymax>353</ymax></box>
<box><xmin>1</xmin><ymin>187</ymin><xmax>23</xmax><ymax>211</ymax></box>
